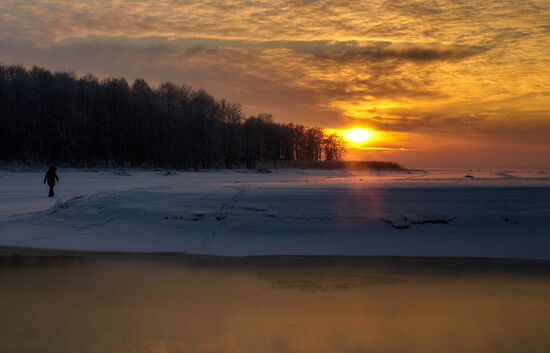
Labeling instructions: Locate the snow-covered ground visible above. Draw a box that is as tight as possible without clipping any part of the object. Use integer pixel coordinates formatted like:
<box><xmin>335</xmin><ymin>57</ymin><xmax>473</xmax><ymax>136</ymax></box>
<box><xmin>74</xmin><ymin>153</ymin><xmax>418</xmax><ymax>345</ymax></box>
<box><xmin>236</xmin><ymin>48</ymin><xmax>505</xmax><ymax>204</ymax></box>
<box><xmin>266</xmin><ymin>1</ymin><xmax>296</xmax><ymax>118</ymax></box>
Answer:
<box><xmin>0</xmin><ymin>168</ymin><xmax>549</xmax><ymax>259</ymax></box>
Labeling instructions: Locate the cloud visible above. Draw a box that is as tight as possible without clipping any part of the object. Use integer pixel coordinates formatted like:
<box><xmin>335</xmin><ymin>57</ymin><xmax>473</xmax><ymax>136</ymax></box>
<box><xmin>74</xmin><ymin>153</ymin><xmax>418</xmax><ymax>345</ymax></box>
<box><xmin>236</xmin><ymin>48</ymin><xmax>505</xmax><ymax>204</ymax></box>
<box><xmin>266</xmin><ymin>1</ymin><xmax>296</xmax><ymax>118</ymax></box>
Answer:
<box><xmin>312</xmin><ymin>42</ymin><xmax>485</xmax><ymax>63</ymax></box>
<box><xmin>56</xmin><ymin>36</ymin><xmax>484</xmax><ymax>62</ymax></box>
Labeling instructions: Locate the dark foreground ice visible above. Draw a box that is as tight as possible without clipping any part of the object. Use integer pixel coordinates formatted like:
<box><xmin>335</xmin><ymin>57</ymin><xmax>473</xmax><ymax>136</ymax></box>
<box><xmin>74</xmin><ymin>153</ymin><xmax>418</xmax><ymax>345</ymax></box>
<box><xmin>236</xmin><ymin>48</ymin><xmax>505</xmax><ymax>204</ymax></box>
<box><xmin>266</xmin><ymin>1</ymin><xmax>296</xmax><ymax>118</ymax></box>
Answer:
<box><xmin>1</xmin><ymin>255</ymin><xmax>549</xmax><ymax>353</ymax></box>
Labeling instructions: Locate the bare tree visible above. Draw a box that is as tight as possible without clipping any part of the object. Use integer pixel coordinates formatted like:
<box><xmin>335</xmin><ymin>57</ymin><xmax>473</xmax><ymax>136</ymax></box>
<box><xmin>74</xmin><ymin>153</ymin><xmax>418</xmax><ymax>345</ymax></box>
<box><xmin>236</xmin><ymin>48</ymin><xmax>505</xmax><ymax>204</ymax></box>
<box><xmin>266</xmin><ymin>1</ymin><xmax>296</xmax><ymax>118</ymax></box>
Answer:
<box><xmin>0</xmin><ymin>64</ymin><xmax>345</xmax><ymax>168</ymax></box>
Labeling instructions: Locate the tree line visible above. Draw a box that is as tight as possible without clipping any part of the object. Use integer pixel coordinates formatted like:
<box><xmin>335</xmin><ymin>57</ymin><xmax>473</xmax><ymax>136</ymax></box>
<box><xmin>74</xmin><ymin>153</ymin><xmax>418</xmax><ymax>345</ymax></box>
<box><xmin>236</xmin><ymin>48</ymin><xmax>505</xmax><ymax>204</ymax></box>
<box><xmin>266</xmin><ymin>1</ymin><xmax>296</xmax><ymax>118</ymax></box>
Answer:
<box><xmin>0</xmin><ymin>64</ymin><xmax>345</xmax><ymax>168</ymax></box>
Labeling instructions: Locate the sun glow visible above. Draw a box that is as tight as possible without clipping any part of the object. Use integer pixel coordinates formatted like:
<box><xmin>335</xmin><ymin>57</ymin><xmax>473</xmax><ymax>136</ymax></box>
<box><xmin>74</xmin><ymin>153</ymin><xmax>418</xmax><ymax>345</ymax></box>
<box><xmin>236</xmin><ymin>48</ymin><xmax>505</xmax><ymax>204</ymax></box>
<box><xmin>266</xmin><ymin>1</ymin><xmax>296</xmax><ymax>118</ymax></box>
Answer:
<box><xmin>345</xmin><ymin>128</ymin><xmax>372</xmax><ymax>144</ymax></box>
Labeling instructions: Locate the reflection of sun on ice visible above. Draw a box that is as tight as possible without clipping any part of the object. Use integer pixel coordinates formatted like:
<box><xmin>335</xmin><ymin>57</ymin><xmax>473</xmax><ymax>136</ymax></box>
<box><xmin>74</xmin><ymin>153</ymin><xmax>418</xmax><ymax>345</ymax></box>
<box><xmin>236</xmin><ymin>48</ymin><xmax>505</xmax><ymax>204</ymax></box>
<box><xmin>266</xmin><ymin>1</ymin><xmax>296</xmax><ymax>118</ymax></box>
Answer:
<box><xmin>345</xmin><ymin>128</ymin><xmax>372</xmax><ymax>144</ymax></box>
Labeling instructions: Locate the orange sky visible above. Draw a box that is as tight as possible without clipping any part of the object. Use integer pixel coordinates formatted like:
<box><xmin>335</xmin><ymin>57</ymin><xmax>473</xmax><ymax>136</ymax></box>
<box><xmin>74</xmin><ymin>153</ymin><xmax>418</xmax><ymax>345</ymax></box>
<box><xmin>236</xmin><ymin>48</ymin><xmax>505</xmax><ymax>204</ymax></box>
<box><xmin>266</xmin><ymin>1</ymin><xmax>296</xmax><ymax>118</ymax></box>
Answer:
<box><xmin>1</xmin><ymin>0</ymin><xmax>549</xmax><ymax>168</ymax></box>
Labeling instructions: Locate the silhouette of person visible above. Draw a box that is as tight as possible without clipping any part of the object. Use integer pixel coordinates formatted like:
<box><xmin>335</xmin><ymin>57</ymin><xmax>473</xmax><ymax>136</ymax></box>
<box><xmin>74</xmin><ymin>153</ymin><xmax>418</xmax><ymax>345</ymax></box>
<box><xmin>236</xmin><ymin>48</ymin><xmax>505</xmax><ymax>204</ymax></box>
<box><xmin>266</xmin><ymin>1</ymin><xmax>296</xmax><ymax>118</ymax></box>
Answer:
<box><xmin>43</xmin><ymin>166</ymin><xmax>59</xmax><ymax>197</ymax></box>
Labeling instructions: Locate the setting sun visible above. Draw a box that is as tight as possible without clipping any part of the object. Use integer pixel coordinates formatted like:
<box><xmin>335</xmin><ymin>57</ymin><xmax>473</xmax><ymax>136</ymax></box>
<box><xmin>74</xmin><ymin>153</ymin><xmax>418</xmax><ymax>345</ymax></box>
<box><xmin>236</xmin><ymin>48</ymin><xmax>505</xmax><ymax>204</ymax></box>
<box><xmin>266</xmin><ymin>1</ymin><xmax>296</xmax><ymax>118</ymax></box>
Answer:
<box><xmin>345</xmin><ymin>128</ymin><xmax>372</xmax><ymax>144</ymax></box>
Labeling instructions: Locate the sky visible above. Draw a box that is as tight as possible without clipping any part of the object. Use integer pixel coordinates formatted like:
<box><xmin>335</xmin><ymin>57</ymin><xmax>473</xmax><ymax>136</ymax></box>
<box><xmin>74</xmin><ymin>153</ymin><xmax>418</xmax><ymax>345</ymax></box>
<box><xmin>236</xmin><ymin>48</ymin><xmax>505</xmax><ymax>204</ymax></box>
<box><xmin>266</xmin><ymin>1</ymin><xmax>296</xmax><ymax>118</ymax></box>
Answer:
<box><xmin>1</xmin><ymin>0</ymin><xmax>549</xmax><ymax>168</ymax></box>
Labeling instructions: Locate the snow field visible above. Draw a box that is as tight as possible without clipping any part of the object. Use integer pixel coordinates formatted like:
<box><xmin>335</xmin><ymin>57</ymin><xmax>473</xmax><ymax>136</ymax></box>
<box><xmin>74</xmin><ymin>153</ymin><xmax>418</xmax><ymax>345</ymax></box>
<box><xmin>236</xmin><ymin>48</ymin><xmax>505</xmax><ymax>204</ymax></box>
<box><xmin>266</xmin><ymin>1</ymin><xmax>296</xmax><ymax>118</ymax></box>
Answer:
<box><xmin>0</xmin><ymin>168</ymin><xmax>549</xmax><ymax>259</ymax></box>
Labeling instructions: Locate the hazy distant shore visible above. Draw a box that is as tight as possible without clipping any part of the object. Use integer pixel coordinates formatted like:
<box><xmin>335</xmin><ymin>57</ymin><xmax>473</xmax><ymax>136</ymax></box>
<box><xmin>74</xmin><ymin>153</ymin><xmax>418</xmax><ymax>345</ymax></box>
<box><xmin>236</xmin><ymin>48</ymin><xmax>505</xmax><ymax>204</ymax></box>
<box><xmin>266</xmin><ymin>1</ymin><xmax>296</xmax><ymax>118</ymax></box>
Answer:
<box><xmin>0</xmin><ymin>160</ymin><xmax>407</xmax><ymax>172</ymax></box>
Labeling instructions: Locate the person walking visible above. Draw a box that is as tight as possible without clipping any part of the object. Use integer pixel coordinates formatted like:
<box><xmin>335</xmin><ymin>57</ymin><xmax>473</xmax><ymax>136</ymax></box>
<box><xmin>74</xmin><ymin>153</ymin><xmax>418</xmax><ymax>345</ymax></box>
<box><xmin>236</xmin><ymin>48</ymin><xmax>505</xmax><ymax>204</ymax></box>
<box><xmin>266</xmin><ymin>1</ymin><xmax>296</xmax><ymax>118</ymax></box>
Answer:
<box><xmin>43</xmin><ymin>166</ymin><xmax>59</xmax><ymax>197</ymax></box>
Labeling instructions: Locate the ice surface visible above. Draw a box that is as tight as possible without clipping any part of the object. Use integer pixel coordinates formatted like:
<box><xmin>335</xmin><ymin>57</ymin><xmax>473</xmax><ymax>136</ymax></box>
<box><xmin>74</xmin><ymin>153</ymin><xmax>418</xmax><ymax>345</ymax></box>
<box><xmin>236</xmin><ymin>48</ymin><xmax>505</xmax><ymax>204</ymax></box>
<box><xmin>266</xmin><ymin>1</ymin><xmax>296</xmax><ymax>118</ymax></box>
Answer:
<box><xmin>0</xmin><ymin>168</ymin><xmax>549</xmax><ymax>259</ymax></box>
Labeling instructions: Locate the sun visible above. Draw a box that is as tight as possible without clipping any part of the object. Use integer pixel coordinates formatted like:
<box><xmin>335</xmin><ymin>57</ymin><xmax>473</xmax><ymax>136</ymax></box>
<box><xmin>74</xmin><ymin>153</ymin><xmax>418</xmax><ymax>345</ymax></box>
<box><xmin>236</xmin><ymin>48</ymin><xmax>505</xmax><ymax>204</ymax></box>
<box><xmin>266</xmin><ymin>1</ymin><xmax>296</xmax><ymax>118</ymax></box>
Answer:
<box><xmin>345</xmin><ymin>128</ymin><xmax>372</xmax><ymax>144</ymax></box>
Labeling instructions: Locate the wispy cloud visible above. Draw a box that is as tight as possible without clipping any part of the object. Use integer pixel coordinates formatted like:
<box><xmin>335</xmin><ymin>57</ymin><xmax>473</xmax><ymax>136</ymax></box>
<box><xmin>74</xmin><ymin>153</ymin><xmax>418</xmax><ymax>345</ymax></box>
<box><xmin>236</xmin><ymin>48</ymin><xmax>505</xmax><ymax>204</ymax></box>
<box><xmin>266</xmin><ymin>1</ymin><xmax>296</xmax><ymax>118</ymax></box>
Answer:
<box><xmin>312</xmin><ymin>42</ymin><xmax>485</xmax><ymax>62</ymax></box>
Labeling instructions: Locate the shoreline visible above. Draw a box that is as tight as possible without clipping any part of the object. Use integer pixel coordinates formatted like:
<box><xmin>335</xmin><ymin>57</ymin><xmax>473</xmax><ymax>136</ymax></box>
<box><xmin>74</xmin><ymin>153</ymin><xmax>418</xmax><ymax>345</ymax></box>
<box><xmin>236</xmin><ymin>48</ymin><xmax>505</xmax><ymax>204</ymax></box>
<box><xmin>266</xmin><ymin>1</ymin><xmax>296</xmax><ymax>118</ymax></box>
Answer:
<box><xmin>2</xmin><ymin>246</ymin><xmax>550</xmax><ymax>275</ymax></box>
